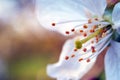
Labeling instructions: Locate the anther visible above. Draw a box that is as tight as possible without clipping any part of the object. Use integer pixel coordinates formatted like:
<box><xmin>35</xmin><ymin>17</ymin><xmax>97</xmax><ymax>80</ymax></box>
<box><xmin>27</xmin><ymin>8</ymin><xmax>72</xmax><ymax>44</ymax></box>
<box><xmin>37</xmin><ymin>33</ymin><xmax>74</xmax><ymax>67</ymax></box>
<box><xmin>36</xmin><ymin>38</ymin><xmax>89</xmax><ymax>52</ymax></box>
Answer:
<box><xmin>93</xmin><ymin>25</ymin><xmax>97</xmax><ymax>29</ymax></box>
<box><xmin>80</xmin><ymin>30</ymin><xmax>83</xmax><ymax>33</ymax></box>
<box><xmin>52</xmin><ymin>23</ymin><xmax>56</xmax><ymax>26</ymax></box>
<box><xmin>71</xmin><ymin>29</ymin><xmax>75</xmax><ymax>32</ymax></box>
<box><xmin>88</xmin><ymin>19</ymin><xmax>92</xmax><ymax>23</ymax></box>
<box><xmin>65</xmin><ymin>56</ymin><xmax>69</xmax><ymax>60</ymax></box>
<box><xmin>91</xmin><ymin>40</ymin><xmax>94</xmax><ymax>44</ymax></box>
<box><xmin>83</xmin><ymin>48</ymin><xmax>87</xmax><ymax>52</ymax></box>
<box><xmin>83</xmin><ymin>33</ymin><xmax>87</xmax><ymax>37</ymax></box>
<box><xmin>79</xmin><ymin>58</ymin><xmax>83</xmax><ymax>62</ymax></box>
<box><xmin>83</xmin><ymin>24</ymin><xmax>88</xmax><ymax>29</ymax></box>
<box><xmin>95</xmin><ymin>18</ymin><xmax>98</xmax><ymax>21</ymax></box>
<box><xmin>65</xmin><ymin>31</ymin><xmax>70</xmax><ymax>34</ymax></box>
<box><xmin>91</xmin><ymin>46</ymin><xmax>96</xmax><ymax>53</ymax></box>
<box><xmin>71</xmin><ymin>54</ymin><xmax>75</xmax><ymax>58</ymax></box>
<box><xmin>79</xmin><ymin>28</ymin><xmax>102</xmax><ymax>45</ymax></box>
<box><xmin>74</xmin><ymin>48</ymin><xmax>78</xmax><ymax>52</ymax></box>
<box><xmin>86</xmin><ymin>58</ymin><xmax>91</xmax><ymax>62</ymax></box>
<box><xmin>90</xmin><ymin>29</ymin><xmax>95</xmax><ymax>33</ymax></box>
<box><xmin>96</xmin><ymin>36</ymin><xmax>99</xmax><ymax>43</ymax></box>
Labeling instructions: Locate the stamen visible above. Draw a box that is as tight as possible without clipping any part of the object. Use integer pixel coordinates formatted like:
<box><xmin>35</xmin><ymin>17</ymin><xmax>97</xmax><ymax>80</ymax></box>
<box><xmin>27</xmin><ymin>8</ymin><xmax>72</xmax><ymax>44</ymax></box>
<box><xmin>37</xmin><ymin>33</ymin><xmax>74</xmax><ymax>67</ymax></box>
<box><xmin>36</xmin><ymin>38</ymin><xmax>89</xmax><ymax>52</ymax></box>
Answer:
<box><xmin>79</xmin><ymin>32</ymin><xmax>113</xmax><ymax>62</ymax></box>
<box><xmin>82</xmin><ymin>28</ymin><xmax>102</xmax><ymax>43</ymax></box>
<box><xmin>96</xmin><ymin>35</ymin><xmax>99</xmax><ymax>43</ymax></box>
<box><xmin>91</xmin><ymin>46</ymin><xmax>96</xmax><ymax>53</ymax></box>
<box><xmin>80</xmin><ymin>30</ymin><xmax>84</xmax><ymax>33</ymax></box>
<box><xmin>83</xmin><ymin>24</ymin><xmax>88</xmax><ymax>29</ymax></box>
<box><xmin>74</xmin><ymin>48</ymin><xmax>78</xmax><ymax>52</ymax></box>
<box><xmin>75</xmin><ymin>26</ymin><xmax>112</xmax><ymax>62</ymax></box>
<box><xmin>65</xmin><ymin>56</ymin><xmax>69</xmax><ymax>60</ymax></box>
<box><xmin>71</xmin><ymin>29</ymin><xmax>75</xmax><ymax>32</ymax></box>
<box><xmin>90</xmin><ymin>29</ymin><xmax>95</xmax><ymax>33</ymax></box>
<box><xmin>79</xmin><ymin>58</ymin><xmax>83</xmax><ymax>62</ymax></box>
<box><xmin>86</xmin><ymin>58</ymin><xmax>91</xmax><ymax>62</ymax></box>
<box><xmin>51</xmin><ymin>19</ymin><xmax>87</xmax><ymax>26</ymax></box>
<box><xmin>65</xmin><ymin>31</ymin><xmax>70</xmax><ymax>34</ymax></box>
<box><xmin>51</xmin><ymin>17</ymin><xmax>112</xmax><ymax>63</ymax></box>
<box><xmin>52</xmin><ymin>23</ymin><xmax>56</xmax><ymax>26</ymax></box>
<box><xmin>71</xmin><ymin>54</ymin><xmax>75</xmax><ymax>58</ymax></box>
<box><xmin>83</xmin><ymin>48</ymin><xmax>87</xmax><ymax>52</ymax></box>
<box><xmin>75</xmin><ymin>28</ymin><xmax>103</xmax><ymax>49</ymax></box>
<box><xmin>83</xmin><ymin>33</ymin><xmax>87</xmax><ymax>37</ymax></box>
<box><xmin>95</xmin><ymin>18</ymin><xmax>98</xmax><ymax>21</ymax></box>
<box><xmin>88</xmin><ymin>19</ymin><xmax>92</xmax><ymax>23</ymax></box>
<box><xmin>91</xmin><ymin>40</ymin><xmax>94</xmax><ymax>44</ymax></box>
<box><xmin>93</xmin><ymin>25</ymin><xmax>97</xmax><ymax>29</ymax></box>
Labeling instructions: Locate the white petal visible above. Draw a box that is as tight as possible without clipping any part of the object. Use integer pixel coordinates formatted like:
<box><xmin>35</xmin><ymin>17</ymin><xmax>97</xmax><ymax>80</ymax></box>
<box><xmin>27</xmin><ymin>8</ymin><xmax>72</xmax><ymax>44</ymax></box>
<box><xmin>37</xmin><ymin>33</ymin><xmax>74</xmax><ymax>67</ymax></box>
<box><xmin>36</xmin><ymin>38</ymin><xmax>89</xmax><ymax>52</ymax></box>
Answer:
<box><xmin>75</xmin><ymin>0</ymin><xmax>107</xmax><ymax>17</ymax></box>
<box><xmin>47</xmin><ymin>39</ymin><xmax>96</xmax><ymax>80</ymax></box>
<box><xmin>105</xmin><ymin>40</ymin><xmax>120</xmax><ymax>80</ymax></box>
<box><xmin>112</xmin><ymin>2</ymin><xmax>120</xmax><ymax>29</ymax></box>
<box><xmin>36</xmin><ymin>0</ymin><xmax>88</xmax><ymax>35</ymax></box>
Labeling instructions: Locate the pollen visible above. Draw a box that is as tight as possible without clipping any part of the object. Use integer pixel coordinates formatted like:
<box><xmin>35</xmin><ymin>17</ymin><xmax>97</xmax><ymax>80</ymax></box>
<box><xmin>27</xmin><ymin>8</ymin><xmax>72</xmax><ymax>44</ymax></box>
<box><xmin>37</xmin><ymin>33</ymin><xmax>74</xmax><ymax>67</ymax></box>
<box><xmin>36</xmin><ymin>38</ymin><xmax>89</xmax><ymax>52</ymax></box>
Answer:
<box><xmin>71</xmin><ymin>54</ymin><xmax>75</xmax><ymax>58</ymax></box>
<box><xmin>83</xmin><ymin>33</ymin><xmax>87</xmax><ymax>37</ymax></box>
<box><xmin>71</xmin><ymin>29</ymin><xmax>75</xmax><ymax>32</ymax></box>
<box><xmin>83</xmin><ymin>24</ymin><xmax>88</xmax><ymax>29</ymax></box>
<box><xmin>91</xmin><ymin>40</ymin><xmax>94</xmax><ymax>44</ymax></box>
<box><xmin>83</xmin><ymin>48</ymin><xmax>87</xmax><ymax>52</ymax></box>
<box><xmin>90</xmin><ymin>29</ymin><xmax>95</xmax><ymax>33</ymax></box>
<box><xmin>86</xmin><ymin>58</ymin><xmax>91</xmax><ymax>62</ymax></box>
<box><xmin>95</xmin><ymin>18</ymin><xmax>98</xmax><ymax>21</ymax></box>
<box><xmin>91</xmin><ymin>46</ymin><xmax>96</xmax><ymax>53</ymax></box>
<box><xmin>65</xmin><ymin>56</ymin><xmax>69</xmax><ymax>60</ymax></box>
<box><xmin>88</xmin><ymin>19</ymin><xmax>92</xmax><ymax>23</ymax></box>
<box><xmin>51</xmin><ymin>23</ymin><xmax>56</xmax><ymax>26</ymax></box>
<box><xmin>74</xmin><ymin>48</ymin><xmax>78</xmax><ymax>52</ymax></box>
<box><xmin>96</xmin><ymin>35</ymin><xmax>99</xmax><ymax>43</ymax></box>
<box><xmin>80</xmin><ymin>30</ymin><xmax>83</xmax><ymax>33</ymax></box>
<box><xmin>93</xmin><ymin>25</ymin><xmax>97</xmax><ymax>29</ymax></box>
<box><xmin>65</xmin><ymin>31</ymin><xmax>70</xmax><ymax>34</ymax></box>
<box><xmin>79</xmin><ymin>58</ymin><xmax>83</xmax><ymax>62</ymax></box>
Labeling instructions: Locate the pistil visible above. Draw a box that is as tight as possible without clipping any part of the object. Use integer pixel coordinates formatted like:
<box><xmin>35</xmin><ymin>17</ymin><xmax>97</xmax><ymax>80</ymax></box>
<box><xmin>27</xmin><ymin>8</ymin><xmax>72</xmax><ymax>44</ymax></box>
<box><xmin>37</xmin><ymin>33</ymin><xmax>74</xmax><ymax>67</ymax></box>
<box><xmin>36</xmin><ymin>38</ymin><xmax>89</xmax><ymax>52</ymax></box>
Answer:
<box><xmin>75</xmin><ymin>28</ymin><xmax>103</xmax><ymax>49</ymax></box>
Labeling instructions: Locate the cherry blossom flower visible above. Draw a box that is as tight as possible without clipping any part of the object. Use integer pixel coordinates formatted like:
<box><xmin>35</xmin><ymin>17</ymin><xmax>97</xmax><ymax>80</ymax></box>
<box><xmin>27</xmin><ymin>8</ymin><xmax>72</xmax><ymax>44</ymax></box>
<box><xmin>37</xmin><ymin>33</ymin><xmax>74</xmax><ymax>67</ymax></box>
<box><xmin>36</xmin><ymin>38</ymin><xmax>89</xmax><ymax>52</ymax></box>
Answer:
<box><xmin>36</xmin><ymin>0</ymin><xmax>120</xmax><ymax>80</ymax></box>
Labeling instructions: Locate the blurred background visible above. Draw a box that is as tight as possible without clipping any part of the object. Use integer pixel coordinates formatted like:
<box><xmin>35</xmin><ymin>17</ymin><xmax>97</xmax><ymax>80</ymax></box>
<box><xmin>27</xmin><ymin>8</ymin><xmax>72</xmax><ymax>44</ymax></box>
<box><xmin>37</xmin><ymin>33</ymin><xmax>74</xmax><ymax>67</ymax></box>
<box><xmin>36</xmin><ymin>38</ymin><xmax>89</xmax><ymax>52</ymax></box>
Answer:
<box><xmin>0</xmin><ymin>0</ymin><xmax>67</xmax><ymax>80</ymax></box>
<box><xmin>0</xmin><ymin>0</ymin><xmax>118</xmax><ymax>80</ymax></box>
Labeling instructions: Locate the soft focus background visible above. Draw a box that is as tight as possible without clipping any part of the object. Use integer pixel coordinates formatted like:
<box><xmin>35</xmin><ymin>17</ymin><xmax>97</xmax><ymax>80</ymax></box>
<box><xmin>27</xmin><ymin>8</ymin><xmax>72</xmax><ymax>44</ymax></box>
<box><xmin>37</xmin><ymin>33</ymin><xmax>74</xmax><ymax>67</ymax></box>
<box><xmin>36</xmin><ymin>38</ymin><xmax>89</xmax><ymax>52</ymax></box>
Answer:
<box><xmin>1</xmin><ymin>0</ymin><xmax>117</xmax><ymax>80</ymax></box>
<box><xmin>0</xmin><ymin>0</ymin><xmax>67</xmax><ymax>80</ymax></box>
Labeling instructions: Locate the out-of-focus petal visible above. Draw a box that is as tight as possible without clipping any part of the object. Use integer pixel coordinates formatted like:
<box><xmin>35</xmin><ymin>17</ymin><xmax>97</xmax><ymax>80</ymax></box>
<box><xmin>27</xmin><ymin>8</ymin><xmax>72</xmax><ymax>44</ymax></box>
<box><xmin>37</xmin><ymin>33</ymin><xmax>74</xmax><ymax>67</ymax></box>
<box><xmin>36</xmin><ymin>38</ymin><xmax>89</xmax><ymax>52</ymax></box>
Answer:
<box><xmin>112</xmin><ymin>2</ymin><xmax>120</xmax><ymax>29</ymax></box>
<box><xmin>47</xmin><ymin>39</ymin><xmax>96</xmax><ymax>80</ymax></box>
<box><xmin>36</xmin><ymin>0</ymin><xmax>88</xmax><ymax>35</ymax></box>
<box><xmin>117</xmin><ymin>27</ymin><xmax>120</xmax><ymax>34</ymax></box>
<box><xmin>0</xmin><ymin>0</ymin><xmax>17</xmax><ymax>19</ymax></box>
<box><xmin>74</xmin><ymin>0</ymin><xmax>107</xmax><ymax>17</ymax></box>
<box><xmin>105</xmin><ymin>40</ymin><xmax>120</xmax><ymax>80</ymax></box>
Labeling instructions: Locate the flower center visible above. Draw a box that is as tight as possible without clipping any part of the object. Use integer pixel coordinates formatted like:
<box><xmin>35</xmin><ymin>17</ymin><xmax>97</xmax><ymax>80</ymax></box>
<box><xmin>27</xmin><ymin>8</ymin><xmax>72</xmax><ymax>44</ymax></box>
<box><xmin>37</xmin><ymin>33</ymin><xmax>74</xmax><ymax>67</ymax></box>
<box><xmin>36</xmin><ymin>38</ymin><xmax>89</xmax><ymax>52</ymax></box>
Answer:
<box><xmin>51</xmin><ymin>17</ymin><xmax>113</xmax><ymax>62</ymax></box>
<box><xmin>75</xmin><ymin>27</ymin><xmax>103</xmax><ymax>49</ymax></box>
